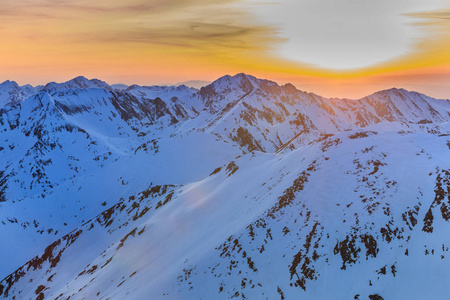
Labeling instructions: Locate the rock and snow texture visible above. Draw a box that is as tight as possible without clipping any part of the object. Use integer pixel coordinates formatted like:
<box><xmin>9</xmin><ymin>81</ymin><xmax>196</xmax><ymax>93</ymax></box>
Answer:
<box><xmin>0</xmin><ymin>74</ymin><xmax>449</xmax><ymax>299</ymax></box>
<box><xmin>0</xmin><ymin>81</ymin><xmax>39</xmax><ymax>108</ymax></box>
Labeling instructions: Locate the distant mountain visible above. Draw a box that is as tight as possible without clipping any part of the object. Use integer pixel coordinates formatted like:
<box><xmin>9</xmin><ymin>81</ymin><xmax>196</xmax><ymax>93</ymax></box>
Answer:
<box><xmin>111</xmin><ymin>83</ymin><xmax>129</xmax><ymax>90</ymax></box>
<box><xmin>0</xmin><ymin>73</ymin><xmax>449</xmax><ymax>300</ymax></box>
<box><xmin>175</xmin><ymin>80</ymin><xmax>212</xmax><ymax>89</ymax></box>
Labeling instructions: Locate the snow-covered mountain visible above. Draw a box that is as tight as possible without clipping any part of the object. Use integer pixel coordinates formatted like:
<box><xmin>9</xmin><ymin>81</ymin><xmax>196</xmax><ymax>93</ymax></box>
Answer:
<box><xmin>42</xmin><ymin>76</ymin><xmax>111</xmax><ymax>91</ymax></box>
<box><xmin>0</xmin><ymin>74</ymin><xmax>449</xmax><ymax>299</ymax></box>
<box><xmin>0</xmin><ymin>80</ymin><xmax>40</xmax><ymax>108</ymax></box>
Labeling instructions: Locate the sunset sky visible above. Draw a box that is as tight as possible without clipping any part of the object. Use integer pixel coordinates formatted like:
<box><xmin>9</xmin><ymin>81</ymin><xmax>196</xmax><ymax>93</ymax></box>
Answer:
<box><xmin>1</xmin><ymin>0</ymin><xmax>449</xmax><ymax>99</ymax></box>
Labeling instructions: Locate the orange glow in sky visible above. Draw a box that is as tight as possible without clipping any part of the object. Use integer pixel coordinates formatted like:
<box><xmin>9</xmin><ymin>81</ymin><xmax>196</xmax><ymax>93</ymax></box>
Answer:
<box><xmin>0</xmin><ymin>0</ymin><xmax>449</xmax><ymax>99</ymax></box>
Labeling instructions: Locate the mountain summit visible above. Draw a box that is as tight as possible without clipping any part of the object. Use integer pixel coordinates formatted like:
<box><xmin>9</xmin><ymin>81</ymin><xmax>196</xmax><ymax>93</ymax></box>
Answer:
<box><xmin>43</xmin><ymin>76</ymin><xmax>111</xmax><ymax>91</ymax></box>
<box><xmin>0</xmin><ymin>80</ymin><xmax>38</xmax><ymax>107</ymax></box>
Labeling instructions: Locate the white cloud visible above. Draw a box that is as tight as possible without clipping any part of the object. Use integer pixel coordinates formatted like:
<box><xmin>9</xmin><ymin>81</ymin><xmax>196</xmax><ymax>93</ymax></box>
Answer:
<box><xmin>241</xmin><ymin>0</ymin><xmax>450</xmax><ymax>70</ymax></box>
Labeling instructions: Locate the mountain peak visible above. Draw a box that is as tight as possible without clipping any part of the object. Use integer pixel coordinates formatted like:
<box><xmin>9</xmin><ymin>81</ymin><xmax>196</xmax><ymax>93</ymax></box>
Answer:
<box><xmin>206</xmin><ymin>73</ymin><xmax>278</xmax><ymax>94</ymax></box>
<box><xmin>364</xmin><ymin>87</ymin><xmax>421</xmax><ymax>102</ymax></box>
<box><xmin>0</xmin><ymin>80</ymin><xmax>19</xmax><ymax>89</ymax></box>
<box><xmin>233</xmin><ymin>72</ymin><xmax>255</xmax><ymax>80</ymax></box>
<box><xmin>43</xmin><ymin>76</ymin><xmax>111</xmax><ymax>91</ymax></box>
<box><xmin>0</xmin><ymin>80</ymin><xmax>36</xmax><ymax>108</ymax></box>
<box><xmin>377</xmin><ymin>87</ymin><xmax>407</xmax><ymax>94</ymax></box>
<box><xmin>70</xmin><ymin>75</ymin><xmax>90</xmax><ymax>84</ymax></box>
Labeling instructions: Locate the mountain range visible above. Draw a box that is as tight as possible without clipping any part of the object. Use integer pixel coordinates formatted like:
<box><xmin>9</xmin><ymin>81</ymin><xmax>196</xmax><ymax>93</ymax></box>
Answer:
<box><xmin>0</xmin><ymin>73</ymin><xmax>449</xmax><ymax>299</ymax></box>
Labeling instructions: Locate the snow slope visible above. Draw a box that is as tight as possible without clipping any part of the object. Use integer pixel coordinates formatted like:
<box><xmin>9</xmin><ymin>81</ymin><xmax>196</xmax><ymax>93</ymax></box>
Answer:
<box><xmin>0</xmin><ymin>74</ymin><xmax>449</xmax><ymax>300</ymax></box>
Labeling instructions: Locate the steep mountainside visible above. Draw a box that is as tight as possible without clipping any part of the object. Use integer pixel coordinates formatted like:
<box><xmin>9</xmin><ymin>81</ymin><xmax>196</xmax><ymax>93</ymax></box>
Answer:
<box><xmin>0</xmin><ymin>81</ymin><xmax>40</xmax><ymax>108</ymax></box>
<box><xmin>0</xmin><ymin>74</ymin><xmax>449</xmax><ymax>299</ymax></box>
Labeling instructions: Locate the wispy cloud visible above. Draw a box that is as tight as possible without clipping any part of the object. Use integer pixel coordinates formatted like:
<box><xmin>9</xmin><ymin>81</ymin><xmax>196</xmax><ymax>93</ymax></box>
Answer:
<box><xmin>0</xmin><ymin>0</ymin><xmax>280</xmax><ymax>52</ymax></box>
<box><xmin>83</xmin><ymin>22</ymin><xmax>278</xmax><ymax>51</ymax></box>
<box><xmin>408</xmin><ymin>9</ymin><xmax>450</xmax><ymax>22</ymax></box>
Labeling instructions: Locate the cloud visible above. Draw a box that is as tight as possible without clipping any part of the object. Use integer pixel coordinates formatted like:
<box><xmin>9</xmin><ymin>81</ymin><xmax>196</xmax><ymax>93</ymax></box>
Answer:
<box><xmin>401</xmin><ymin>8</ymin><xmax>450</xmax><ymax>63</ymax></box>
<box><xmin>408</xmin><ymin>9</ymin><xmax>450</xmax><ymax>21</ymax></box>
<box><xmin>83</xmin><ymin>21</ymin><xmax>278</xmax><ymax>52</ymax></box>
<box><xmin>0</xmin><ymin>0</ymin><xmax>280</xmax><ymax>53</ymax></box>
<box><xmin>0</xmin><ymin>0</ymin><xmax>239</xmax><ymax>18</ymax></box>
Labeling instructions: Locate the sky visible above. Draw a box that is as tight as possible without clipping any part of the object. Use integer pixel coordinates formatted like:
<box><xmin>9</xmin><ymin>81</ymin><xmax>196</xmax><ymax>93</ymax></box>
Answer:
<box><xmin>0</xmin><ymin>0</ymin><xmax>449</xmax><ymax>99</ymax></box>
